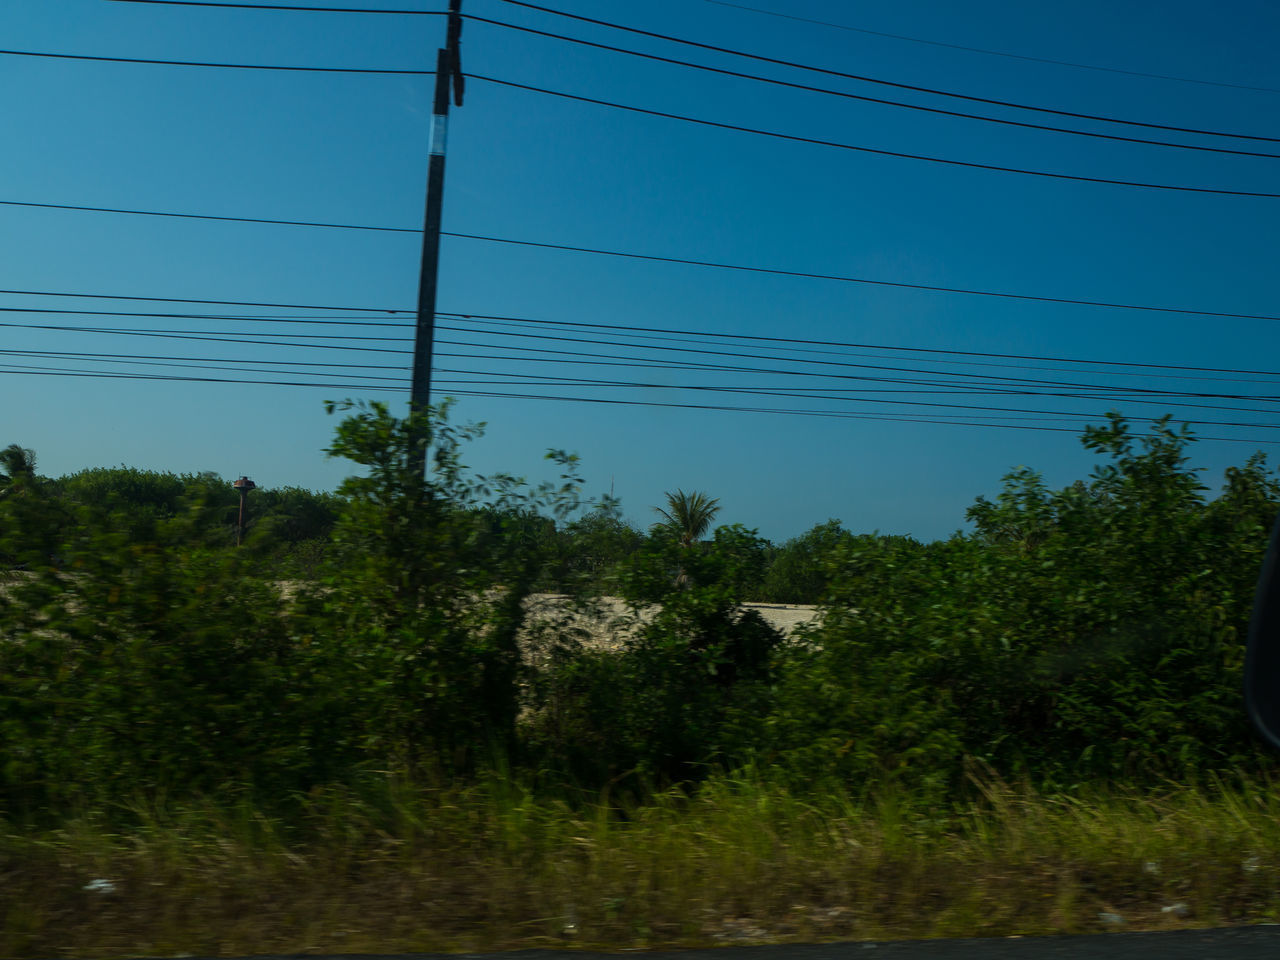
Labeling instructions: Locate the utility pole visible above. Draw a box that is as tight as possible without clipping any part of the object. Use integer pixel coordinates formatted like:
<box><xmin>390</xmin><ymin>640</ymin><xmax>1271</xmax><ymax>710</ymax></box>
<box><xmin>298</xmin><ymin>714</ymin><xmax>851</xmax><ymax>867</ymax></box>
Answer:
<box><xmin>409</xmin><ymin>0</ymin><xmax>465</xmax><ymax>475</ymax></box>
<box><xmin>232</xmin><ymin>476</ymin><xmax>256</xmax><ymax>547</ymax></box>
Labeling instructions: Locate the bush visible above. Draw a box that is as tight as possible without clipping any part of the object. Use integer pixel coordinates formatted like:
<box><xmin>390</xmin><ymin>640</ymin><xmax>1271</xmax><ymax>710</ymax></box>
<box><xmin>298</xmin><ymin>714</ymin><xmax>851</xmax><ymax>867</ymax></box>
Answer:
<box><xmin>528</xmin><ymin>523</ymin><xmax>782</xmax><ymax>784</ymax></box>
<box><xmin>761</xmin><ymin>415</ymin><xmax>1279</xmax><ymax>793</ymax></box>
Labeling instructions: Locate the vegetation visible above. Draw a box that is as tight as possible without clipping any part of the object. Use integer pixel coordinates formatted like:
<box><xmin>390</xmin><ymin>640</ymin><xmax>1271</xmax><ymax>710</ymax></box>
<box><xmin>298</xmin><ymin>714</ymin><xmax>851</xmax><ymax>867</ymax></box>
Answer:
<box><xmin>653</xmin><ymin>488</ymin><xmax>722</xmax><ymax>547</ymax></box>
<box><xmin>2</xmin><ymin>405</ymin><xmax>1279</xmax><ymax>955</ymax></box>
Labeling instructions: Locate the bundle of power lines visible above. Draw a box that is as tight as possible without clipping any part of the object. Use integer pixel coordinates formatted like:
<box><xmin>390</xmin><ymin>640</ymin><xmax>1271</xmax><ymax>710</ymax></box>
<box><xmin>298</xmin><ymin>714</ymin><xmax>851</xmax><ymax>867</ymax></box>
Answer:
<box><xmin>5</xmin><ymin>283</ymin><xmax>1280</xmax><ymax>443</ymax></box>
<box><xmin>4</xmin><ymin>0</ymin><xmax>1278</xmax><ymax>443</ymax></box>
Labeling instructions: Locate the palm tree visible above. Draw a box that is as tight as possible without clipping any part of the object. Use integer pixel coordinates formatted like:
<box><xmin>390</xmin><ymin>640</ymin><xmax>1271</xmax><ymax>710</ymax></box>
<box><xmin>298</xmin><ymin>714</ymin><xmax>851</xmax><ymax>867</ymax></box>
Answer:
<box><xmin>0</xmin><ymin>444</ymin><xmax>35</xmax><ymax>494</ymax></box>
<box><xmin>653</xmin><ymin>489</ymin><xmax>721</xmax><ymax>548</ymax></box>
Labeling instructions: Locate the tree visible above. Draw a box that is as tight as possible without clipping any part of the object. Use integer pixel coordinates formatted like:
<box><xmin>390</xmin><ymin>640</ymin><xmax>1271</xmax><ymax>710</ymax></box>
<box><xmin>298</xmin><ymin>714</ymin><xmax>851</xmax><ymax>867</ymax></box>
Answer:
<box><xmin>0</xmin><ymin>444</ymin><xmax>36</xmax><ymax>491</ymax></box>
<box><xmin>316</xmin><ymin>398</ymin><xmax>585</xmax><ymax>774</ymax></box>
<box><xmin>653</xmin><ymin>489</ymin><xmax>721</xmax><ymax>547</ymax></box>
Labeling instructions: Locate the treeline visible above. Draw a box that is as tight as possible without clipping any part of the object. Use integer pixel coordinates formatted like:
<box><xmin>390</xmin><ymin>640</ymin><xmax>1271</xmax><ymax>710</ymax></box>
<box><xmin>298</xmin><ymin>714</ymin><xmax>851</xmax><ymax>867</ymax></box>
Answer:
<box><xmin>1</xmin><ymin>404</ymin><xmax>1277</xmax><ymax>822</ymax></box>
<box><xmin>0</xmin><ymin>443</ymin><xmax>903</xmax><ymax>603</ymax></box>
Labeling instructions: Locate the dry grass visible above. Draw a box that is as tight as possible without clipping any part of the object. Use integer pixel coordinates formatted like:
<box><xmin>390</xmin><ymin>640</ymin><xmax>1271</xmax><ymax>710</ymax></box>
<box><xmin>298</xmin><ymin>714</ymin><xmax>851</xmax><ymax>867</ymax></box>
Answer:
<box><xmin>5</xmin><ymin>775</ymin><xmax>1280</xmax><ymax>958</ymax></box>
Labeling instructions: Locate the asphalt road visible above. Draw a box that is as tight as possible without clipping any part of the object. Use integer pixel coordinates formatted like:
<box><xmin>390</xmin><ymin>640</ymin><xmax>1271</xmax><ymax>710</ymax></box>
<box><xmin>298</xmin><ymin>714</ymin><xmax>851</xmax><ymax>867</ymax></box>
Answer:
<box><xmin>141</xmin><ymin>926</ymin><xmax>1280</xmax><ymax>960</ymax></box>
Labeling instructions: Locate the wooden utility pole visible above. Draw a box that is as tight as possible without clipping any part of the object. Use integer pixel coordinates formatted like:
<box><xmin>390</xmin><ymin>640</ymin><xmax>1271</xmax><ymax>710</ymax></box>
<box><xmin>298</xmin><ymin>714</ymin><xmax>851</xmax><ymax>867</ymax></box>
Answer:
<box><xmin>232</xmin><ymin>476</ymin><xmax>255</xmax><ymax>547</ymax></box>
<box><xmin>409</xmin><ymin>0</ymin><xmax>464</xmax><ymax>474</ymax></box>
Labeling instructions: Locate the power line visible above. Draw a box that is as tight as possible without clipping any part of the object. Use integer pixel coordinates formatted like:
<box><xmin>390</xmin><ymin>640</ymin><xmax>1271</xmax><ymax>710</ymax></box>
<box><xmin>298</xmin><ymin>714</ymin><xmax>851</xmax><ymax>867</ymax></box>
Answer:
<box><xmin>427</xmin><ymin>361</ymin><xmax>1280</xmax><ymax>421</ymax></box>
<box><xmin>429</xmin><ymin>320</ymin><xmax>1280</xmax><ymax>405</ymax></box>
<box><xmin>0</xmin><ymin>305</ymin><xmax>411</xmax><ymax>326</ymax></box>
<box><xmin>4</xmin><ymin>362</ymin><xmax>1273</xmax><ymax>444</ymax></box>
<box><xmin>9</xmin><ymin>42</ymin><xmax>1270</xmax><ymax>188</ymax></box>
<box><xmin>101</xmin><ymin>0</ymin><xmax>1280</xmax><ymax>106</ymax></box>
<box><xmin>18</xmin><ymin>315</ymin><xmax>1280</xmax><ymax>419</ymax></box>
<box><xmin>493</xmin><ymin>0</ymin><xmax>1280</xmax><ymax>144</ymax></box>
<box><xmin>441</xmin><ymin>233</ymin><xmax>1280</xmax><ymax>323</ymax></box>
<box><xmin>107</xmin><ymin>0</ymin><xmax>443</xmax><ymax>12</ymax></box>
<box><xmin>0</xmin><ymin>47</ymin><xmax>431</xmax><ymax>74</ymax></box>
<box><xmin>0</xmin><ymin>348</ymin><xmax>409</xmax><ymax>371</ymax></box>
<box><xmin>0</xmin><ymin>362</ymin><xmax>402</xmax><ymax>391</ymax></box>
<box><xmin>9</xmin><ymin>315</ymin><xmax>1280</xmax><ymax>430</ymax></box>
<box><xmin>441</xmin><ymin>312</ymin><xmax>1280</xmax><ymax>378</ymax></box>
<box><xmin>3</xmin><ymin>352</ymin><xmax>407</xmax><ymax>382</ymax></box>
<box><xmin>69</xmin><ymin>298</ymin><xmax>1238</xmax><ymax>393</ymax></box>
<box><xmin>0</xmin><ymin>320</ymin><xmax>412</xmax><ymax>353</ymax></box>
<box><xmin>469</xmin><ymin>14</ymin><xmax>1280</xmax><ymax>160</ymax></box>
<box><xmin>473</xmin><ymin>74</ymin><xmax>1280</xmax><ymax>200</ymax></box>
<box><xmin>447</xmin><ymin>313</ymin><xmax>1280</xmax><ymax>386</ymax></box>
<box><xmin>700</xmin><ymin>0</ymin><xmax>1280</xmax><ymax>96</ymax></box>
<box><xmin>10</xmin><ymin>201</ymin><xmax>1280</xmax><ymax>323</ymax></box>
<box><xmin>108</xmin><ymin>0</ymin><xmax>1277</xmax><ymax>107</ymax></box>
<box><xmin>0</xmin><ymin>284</ymin><xmax>411</xmax><ymax>313</ymax></box>
<box><xmin>5</xmin><ymin>290</ymin><xmax>1280</xmax><ymax>379</ymax></box>
<box><xmin>0</xmin><ymin>199</ymin><xmax>420</xmax><ymax>234</ymax></box>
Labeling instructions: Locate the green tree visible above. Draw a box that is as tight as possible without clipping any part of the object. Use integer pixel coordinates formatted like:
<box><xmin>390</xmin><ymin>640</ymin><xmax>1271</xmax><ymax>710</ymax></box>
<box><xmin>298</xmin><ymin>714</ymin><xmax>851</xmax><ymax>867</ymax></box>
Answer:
<box><xmin>763</xmin><ymin>414</ymin><xmax>1277</xmax><ymax>793</ymax></box>
<box><xmin>314</xmin><ymin>399</ymin><xmax>585</xmax><ymax>775</ymax></box>
<box><xmin>653</xmin><ymin>489</ymin><xmax>721</xmax><ymax>547</ymax></box>
<box><xmin>0</xmin><ymin>444</ymin><xmax>36</xmax><ymax>490</ymax></box>
<box><xmin>0</xmin><ymin>445</ymin><xmax>64</xmax><ymax>570</ymax></box>
<box><xmin>762</xmin><ymin>519</ymin><xmax>857</xmax><ymax>603</ymax></box>
<box><xmin>531</xmin><ymin>518</ymin><xmax>781</xmax><ymax>784</ymax></box>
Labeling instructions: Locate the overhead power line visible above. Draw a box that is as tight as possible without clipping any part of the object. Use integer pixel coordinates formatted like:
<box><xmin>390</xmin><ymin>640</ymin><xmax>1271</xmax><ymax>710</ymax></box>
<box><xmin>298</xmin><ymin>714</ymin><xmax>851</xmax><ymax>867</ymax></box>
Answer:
<box><xmin>0</xmin><ymin>320</ymin><xmax>412</xmax><ymax>353</ymax></box>
<box><xmin>0</xmin><ymin>200</ymin><xmax>419</xmax><ymax>233</ymax></box>
<box><xmin>12</xmin><ymin>312</ymin><xmax>1280</xmax><ymax>418</ymax></box>
<box><xmin>0</xmin><ymin>47</ymin><xmax>431</xmax><ymax>74</ymax></box>
<box><xmin>468</xmin><ymin>14</ymin><xmax>1280</xmax><ymax>160</ymax></box>
<box><xmin>2</xmin><ymin>363</ymin><xmax>1275</xmax><ymax>444</ymax></box>
<box><xmin>6</xmin><ymin>286</ymin><xmax>1280</xmax><ymax>373</ymax></box>
<box><xmin>440</xmin><ymin>232</ymin><xmax>1280</xmax><ymax>323</ymax></box>
<box><xmin>9</xmin><ymin>201</ymin><xmax>1280</xmax><ymax>323</ymax></box>
<box><xmin>0</xmin><ymin>305</ymin><xmax>410</xmax><ymax>326</ymax></box>
<box><xmin>8</xmin><ymin>45</ymin><xmax>1272</xmax><ymax>188</ymax></box>
<box><xmin>12</xmin><ymin>300</ymin><xmax>1277</xmax><ymax>383</ymax></box>
<box><xmin>0</xmin><ymin>283</ymin><xmax>411</xmax><ymax>313</ymax></box>
<box><xmin>449</xmin><ymin>314</ymin><xmax>1280</xmax><ymax>387</ymax></box>
<box><xmin>0</xmin><ymin>347</ymin><xmax>408</xmax><ymax>371</ymax></box>
<box><xmin>0</xmin><ymin>350</ymin><xmax>408</xmax><ymax>382</ymax></box>
<box><xmin>0</xmin><ymin>362</ymin><xmax>404</xmax><ymax>391</ymax></box>
<box><xmin>701</xmin><ymin>0</ymin><xmax>1280</xmax><ymax>96</ymax></box>
<box><xmin>428</xmin><ymin>321</ymin><xmax>1280</xmax><ymax>405</ymax></box>
<box><xmin>11</xmin><ymin>307</ymin><xmax>1280</xmax><ymax>429</ymax></box>
<box><xmin>107</xmin><ymin>0</ymin><xmax>443</xmax><ymax>12</ymax></box>
<box><xmin>493</xmin><ymin>0</ymin><xmax>1280</xmax><ymax>144</ymax></box>
<box><xmin>20</xmin><ymin>9</ymin><xmax>1279</xmax><ymax>148</ymax></box>
<box><xmin>105</xmin><ymin>0</ymin><xmax>1280</xmax><ymax>99</ymax></box>
<box><xmin>107</xmin><ymin>0</ymin><xmax>1280</xmax><ymax>99</ymax></box>
<box><xmin>474</xmin><ymin>74</ymin><xmax>1280</xmax><ymax>200</ymax></box>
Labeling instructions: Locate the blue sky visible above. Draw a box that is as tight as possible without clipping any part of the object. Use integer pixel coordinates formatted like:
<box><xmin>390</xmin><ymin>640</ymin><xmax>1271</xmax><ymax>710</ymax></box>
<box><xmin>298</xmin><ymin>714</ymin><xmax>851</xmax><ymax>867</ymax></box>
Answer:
<box><xmin>2</xmin><ymin>0</ymin><xmax>1278</xmax><ymax>543</ymax></box>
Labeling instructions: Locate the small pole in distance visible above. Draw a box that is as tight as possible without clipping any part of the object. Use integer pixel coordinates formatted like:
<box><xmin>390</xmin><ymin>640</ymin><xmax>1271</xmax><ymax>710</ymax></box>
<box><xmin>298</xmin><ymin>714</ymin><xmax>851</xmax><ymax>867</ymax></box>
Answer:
<box><xmin>232</xmin><ymin>475</ymin><xmax>256</xmax><ymax>547</ymax></box>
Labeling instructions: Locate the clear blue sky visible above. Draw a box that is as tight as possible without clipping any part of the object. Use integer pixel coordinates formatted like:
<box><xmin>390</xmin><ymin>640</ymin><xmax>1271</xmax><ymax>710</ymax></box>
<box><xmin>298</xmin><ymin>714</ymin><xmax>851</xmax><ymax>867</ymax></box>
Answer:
<box><xmin>2</xmin><ymin>0</ymin><xmax>1278</xmax><ymax>543</ymax></box>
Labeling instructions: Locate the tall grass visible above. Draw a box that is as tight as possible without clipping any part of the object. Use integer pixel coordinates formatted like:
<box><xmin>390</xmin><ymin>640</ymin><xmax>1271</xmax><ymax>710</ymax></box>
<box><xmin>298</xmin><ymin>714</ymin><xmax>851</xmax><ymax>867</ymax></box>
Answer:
<box><xmin>5</xmin><ymin>772</ymin><xmax>1280</xmax><ymax>958</ymax></box>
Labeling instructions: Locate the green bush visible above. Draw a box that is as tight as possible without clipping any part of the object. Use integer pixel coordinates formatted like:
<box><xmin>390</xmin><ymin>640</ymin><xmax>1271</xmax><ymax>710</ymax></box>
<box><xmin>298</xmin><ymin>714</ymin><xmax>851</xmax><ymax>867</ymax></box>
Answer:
<box><xmin>528</xmin><ymin>523</ymin><xmax>782</xmax><ymax>784</ymax></box>
<box><xmin>761</xmin><ymin>415</ymin><xmax>1279</xmax><ymax>793</ymax></box>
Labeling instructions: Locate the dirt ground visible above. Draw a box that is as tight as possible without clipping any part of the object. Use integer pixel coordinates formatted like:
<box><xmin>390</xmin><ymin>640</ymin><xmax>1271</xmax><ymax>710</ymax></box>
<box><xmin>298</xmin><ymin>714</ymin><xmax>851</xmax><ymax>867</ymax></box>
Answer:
<box><xmin>521</xmin><ymin>594</ymin><xmax>821</xmax><ymax>654</ymax></box>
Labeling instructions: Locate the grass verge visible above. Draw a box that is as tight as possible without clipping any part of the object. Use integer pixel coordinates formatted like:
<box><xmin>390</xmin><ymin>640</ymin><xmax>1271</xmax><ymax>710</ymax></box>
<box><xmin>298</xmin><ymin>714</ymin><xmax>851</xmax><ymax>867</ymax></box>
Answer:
<box><xmin>4</xmin><ymin>774</ymin><xmax>1280</xmax><ymax>958</ymax></box>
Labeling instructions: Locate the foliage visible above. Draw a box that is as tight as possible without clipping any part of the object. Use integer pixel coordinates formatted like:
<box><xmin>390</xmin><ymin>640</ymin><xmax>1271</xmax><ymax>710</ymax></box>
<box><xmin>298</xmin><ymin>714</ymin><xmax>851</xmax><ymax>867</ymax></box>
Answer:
<box><xmin>761</xmin><ymin>414</ymin><xmax>1279</xmax><ymax>793</ymax></box>
<box><xmin>529</xmin><ymin>518</ymin><xmax>781</xmax><ymax>784</ymax></box>
<box><xmin>309</xmin><ymin>399</ymin><xmax>585</xmax><ymax>775</ymax></box>
<box><xmin>0</xmin><ymin>498</ymin><xmax>341</xmax><ymax>812</ymax></box>
<box><xmin>762</xmin><ymin>519</ymin><xmax>855</xmax><ymax>603</ymax></box>
<box><xmin>652</xmin><ymin>489</ymin><xmax>721</xmax><ymax>547</ymax></box>
<box><xmin>3</xmin><ymin>410</ymin><xmax>1279</xmax><ymax>823</ymax></box>
<box><xmin>0</xmin><ymin>444</ymin><xmax>36</xmax><ymax>487</ymax></box>
<box><xmin>545</xmin><ymin>499</ymin><xmax>644</xmax><ymax>593</ymax></box>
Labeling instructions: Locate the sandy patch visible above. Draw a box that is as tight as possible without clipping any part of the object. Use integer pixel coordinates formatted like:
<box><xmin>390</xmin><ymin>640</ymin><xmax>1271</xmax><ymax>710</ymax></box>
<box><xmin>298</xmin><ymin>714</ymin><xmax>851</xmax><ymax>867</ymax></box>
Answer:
<box><xmin>520</xmin><ymin>593</ymin><xmax>821</xmax><ymax>656</ymax></box>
